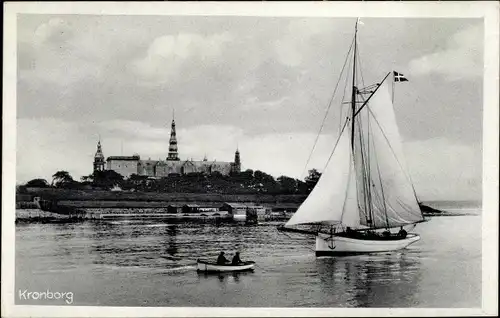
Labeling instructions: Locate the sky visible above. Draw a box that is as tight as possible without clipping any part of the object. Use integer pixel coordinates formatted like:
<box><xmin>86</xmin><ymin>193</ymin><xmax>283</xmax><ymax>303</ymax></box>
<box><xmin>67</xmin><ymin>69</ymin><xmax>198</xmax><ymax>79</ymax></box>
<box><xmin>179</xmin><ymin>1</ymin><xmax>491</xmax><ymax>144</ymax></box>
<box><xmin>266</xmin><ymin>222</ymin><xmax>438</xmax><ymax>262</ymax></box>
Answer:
<box><xmin>16</xmin><ymin>15</ymin><xmax>484</xmax><ymax>201</ymax></box>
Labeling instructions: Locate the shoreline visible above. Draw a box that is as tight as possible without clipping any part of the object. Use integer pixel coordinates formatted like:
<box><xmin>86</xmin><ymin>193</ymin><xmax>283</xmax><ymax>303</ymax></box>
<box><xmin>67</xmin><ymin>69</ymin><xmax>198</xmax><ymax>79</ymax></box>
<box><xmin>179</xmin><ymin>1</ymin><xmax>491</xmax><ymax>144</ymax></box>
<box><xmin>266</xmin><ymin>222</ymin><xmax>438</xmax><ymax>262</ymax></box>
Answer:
<box><xmin>15</xmin><ymin>187</ymin><xmax>481</xmax><ymax>224</ymax></box>
<box><xmin>15</xmin><ymin>208</ymin><xmax>478</xmax><ymax>224</ymax></box>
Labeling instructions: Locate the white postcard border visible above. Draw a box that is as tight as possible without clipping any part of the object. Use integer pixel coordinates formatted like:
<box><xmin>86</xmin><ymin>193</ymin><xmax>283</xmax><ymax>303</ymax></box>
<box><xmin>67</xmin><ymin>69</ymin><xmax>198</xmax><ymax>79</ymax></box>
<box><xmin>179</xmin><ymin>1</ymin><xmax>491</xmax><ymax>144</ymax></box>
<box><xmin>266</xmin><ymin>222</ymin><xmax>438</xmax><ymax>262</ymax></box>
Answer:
<box><xmin>2</xmin><ymin>1</ymin><xmax>498</xmax><ymax>317</ymax></box>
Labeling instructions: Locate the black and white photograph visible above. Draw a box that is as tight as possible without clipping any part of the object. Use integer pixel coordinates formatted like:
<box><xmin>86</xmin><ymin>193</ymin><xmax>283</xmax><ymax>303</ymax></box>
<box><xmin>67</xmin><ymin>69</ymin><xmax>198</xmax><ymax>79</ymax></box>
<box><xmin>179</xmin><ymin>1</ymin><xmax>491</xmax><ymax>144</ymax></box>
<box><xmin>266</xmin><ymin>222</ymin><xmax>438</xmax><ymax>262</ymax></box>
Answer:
<box><xmin>2</xmin><ymin>2</ymin><xmax>498</xmax><ymax>317</ymax></box>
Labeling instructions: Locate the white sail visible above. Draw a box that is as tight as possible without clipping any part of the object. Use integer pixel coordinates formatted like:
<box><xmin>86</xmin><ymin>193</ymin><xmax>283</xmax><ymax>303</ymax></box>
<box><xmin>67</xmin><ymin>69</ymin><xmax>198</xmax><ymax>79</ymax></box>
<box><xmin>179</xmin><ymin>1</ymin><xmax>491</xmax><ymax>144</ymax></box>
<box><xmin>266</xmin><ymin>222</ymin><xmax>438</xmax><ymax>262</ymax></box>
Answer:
<box><xmin>285</xmin><ymin>130</ymin><xmax>359</xmax><ymax>227</ymax></box>
<box><xmin>354</xmin><ymin>81</ymin><xmax>423</xmax><ymax>228</ymax></box>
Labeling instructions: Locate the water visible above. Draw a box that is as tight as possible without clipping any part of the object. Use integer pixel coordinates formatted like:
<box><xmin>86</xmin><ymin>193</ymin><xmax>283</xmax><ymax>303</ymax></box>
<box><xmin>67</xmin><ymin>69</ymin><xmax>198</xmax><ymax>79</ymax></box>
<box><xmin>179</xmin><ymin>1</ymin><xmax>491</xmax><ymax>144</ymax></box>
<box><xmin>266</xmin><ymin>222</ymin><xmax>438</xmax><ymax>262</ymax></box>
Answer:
<box><xmin>15</xmin><ymin>213</ymin><xmax>481</xmax><ymax>307</ymax></box>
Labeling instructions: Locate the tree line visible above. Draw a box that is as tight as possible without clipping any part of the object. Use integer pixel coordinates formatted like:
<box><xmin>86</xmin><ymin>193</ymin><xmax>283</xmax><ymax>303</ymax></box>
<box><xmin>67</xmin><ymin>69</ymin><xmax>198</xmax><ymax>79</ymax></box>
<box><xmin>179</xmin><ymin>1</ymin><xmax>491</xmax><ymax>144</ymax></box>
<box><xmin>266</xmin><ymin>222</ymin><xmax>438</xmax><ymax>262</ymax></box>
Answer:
<box><xmin>21</xmin><ymin>168</ymin><xmax>323</xmax><ymax>195</ymax></box>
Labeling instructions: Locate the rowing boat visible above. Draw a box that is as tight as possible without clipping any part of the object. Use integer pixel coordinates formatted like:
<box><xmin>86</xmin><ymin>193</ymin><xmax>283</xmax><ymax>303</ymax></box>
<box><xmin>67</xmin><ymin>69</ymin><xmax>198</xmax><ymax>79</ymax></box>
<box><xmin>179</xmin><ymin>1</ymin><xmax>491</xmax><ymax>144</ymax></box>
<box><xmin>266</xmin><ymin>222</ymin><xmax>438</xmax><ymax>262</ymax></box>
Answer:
<box><xmin>196</xmin><ymin>259</ymin><xmax>255</xmax><ymax>273</ymax></box>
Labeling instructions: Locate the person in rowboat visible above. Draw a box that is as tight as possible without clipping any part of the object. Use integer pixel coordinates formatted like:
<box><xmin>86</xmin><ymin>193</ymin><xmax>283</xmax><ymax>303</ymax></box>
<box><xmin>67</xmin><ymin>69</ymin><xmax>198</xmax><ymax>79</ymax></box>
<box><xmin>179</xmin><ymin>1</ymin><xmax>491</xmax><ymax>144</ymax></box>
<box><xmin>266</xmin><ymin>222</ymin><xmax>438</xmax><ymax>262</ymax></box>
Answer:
<box><xmin>231</xmin><ymin>252</ymin><xmax>243</xmax><ymax>265</ymax></box>
<box><xmin>217</xmin><ymin>252</ymin><xmax>230</xmax><ymax>265</ymax></box>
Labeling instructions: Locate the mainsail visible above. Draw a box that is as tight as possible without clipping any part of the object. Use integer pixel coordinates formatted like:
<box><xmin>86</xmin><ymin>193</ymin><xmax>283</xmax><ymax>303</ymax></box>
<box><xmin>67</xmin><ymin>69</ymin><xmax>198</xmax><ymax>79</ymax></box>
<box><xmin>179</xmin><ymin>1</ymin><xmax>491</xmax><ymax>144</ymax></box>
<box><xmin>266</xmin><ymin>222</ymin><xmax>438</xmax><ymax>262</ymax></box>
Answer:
<box><xmin>353</xmin><ymin>81</ymin><xmax>424</xmax><ymax>228</ymax></box>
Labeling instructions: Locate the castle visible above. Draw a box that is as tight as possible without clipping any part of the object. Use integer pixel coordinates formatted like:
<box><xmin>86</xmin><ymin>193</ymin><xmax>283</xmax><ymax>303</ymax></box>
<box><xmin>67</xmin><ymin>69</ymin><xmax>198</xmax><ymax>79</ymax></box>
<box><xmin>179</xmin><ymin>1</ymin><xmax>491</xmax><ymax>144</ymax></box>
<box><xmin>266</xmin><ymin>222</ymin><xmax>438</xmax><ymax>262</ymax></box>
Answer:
<box><xmin>93</xmin><ymin>118</ymin><xmax>241</xmax><ymax>178</ymax></box>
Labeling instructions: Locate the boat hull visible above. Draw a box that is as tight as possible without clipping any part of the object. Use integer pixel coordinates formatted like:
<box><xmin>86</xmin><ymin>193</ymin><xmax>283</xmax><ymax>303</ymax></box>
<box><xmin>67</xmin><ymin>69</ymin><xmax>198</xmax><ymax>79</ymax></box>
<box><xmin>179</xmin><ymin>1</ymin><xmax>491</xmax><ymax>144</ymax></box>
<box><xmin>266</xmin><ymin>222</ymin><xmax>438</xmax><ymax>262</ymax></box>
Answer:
<box><xmin>196</xmin><ymin>261</ymin><xmax>255</xmax><ymax>273</ymax></box>
<box><xmin>315</xmin><ymin>233</ymin><xmax>420</xmax><ymax>256</ymax></box>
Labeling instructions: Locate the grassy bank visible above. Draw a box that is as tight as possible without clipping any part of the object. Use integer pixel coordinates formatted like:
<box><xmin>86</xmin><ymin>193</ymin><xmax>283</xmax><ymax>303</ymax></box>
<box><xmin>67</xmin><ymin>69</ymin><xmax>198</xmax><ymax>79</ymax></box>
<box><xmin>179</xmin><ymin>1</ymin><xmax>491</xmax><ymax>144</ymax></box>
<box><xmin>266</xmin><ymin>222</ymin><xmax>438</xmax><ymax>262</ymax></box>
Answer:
<box><xmin>18</xmin><ymin>188</ymin><xmax>451</xmax><ymax>216</ymax></box>
<box><xmin>21</xmin><ymin>187</ymin><xmax>307</xmax><ymax>206</ymax></box>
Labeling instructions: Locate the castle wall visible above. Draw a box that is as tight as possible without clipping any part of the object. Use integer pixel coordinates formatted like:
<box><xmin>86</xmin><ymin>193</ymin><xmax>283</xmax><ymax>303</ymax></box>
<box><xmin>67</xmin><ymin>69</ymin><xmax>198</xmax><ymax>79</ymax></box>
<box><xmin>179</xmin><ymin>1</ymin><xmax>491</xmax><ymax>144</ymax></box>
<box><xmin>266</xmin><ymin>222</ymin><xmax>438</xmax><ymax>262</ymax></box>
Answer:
<box><xmin>154</xmin><ymin>164</ymin><xmax>168</xmax><ymax>177</ymax></box>
<box><xmin>209</xmin><ymin>161</ymin><xmax>232</xmax><ymax>175</ymax></box>
<box><xmin>107</xmin><ymin>159</ymin><xmax>139</xmax><ymax>178</ymax></box>
<box><xmin>138</xmin><ymin>160</ymin><xmax>156</xmax><ymax>176</ymax></box>
<box><xmin>106</xmin><ymin>158</ymin><xmax>236</xmax><ymax>178</ymax></box>
<box><xmin>156</xmin><ymin>162</ymin><xmax>182</xmax><ymax>177</ymax></box>
<box><xmin>182</xmin><ymin>161</ymin><xmax>197</xmax><ymax>174</ymax></box>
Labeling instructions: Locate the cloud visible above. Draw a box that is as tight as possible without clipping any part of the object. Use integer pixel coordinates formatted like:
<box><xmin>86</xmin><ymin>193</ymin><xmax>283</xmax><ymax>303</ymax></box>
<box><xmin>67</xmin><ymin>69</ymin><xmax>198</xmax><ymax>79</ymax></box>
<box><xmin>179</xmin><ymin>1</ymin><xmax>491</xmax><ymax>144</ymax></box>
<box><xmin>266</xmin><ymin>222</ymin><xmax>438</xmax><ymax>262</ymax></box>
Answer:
<box><xmin>96</xmin><ymin>120</ymin><xmax>170</xmax><ymax>140</ymax></box>
<box><xmin>18</xmin><ymin>17</ymin><xmax>108</xmax><ymax>85</ymax></box>
<box><xmin>240</xmin><ymin>96</ymin><xmax>290</xmax><ymax>110</ymax></box>
<box><xmin>130</xmin><ymin>32</ymin><xmax>233</xmax><ymax>84</ymax></box>
<box><xmin>408</xmin><ymin>23</ymin><xmax>483</xmax><ymax>80</ymax></box>
<box><xmin>274</xmin><ymin>38</ymin><xmax>303</xmax><ymax>67</ymax></box>
<box><xmin>273</xmin><ymin>18</ymin><xmax>336</xmax><ymax>67</ymax></box>
<box><xmin>32</xmin><ymin>18</ymin><xmax>73</xmax><ymax>47</ymax></box>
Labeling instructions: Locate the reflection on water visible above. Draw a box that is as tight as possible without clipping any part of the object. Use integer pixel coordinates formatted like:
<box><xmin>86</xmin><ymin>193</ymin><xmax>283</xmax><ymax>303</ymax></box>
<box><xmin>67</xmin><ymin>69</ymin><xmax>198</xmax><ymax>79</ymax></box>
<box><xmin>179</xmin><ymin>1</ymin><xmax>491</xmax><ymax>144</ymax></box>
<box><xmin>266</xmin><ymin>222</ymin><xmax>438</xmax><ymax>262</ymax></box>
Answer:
<box><xmin>315</xmin><ymin>251</ymin><xmax>422</xmax><ymax>307</ymax></box>
<box><xmin>197</xmin><ymin>270</ymin><xmax>251</xmax><ymax>283</ymax></box>
<box><xmin>165</xmin><ymin>224</ymin><xmax>178</xmax><ymax>256</ymax></box>
<box><xmin>15</xmin><ymin>215</ymin><xmax>481</xmax><ymax>307</ymax></box>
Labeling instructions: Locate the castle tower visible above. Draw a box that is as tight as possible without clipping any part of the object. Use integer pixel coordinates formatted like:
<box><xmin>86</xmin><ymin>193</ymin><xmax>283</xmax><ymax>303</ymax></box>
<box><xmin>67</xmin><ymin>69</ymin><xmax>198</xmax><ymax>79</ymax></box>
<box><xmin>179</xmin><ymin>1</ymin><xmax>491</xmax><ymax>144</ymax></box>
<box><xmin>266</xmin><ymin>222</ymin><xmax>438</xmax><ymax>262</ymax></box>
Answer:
<box><xmin>232</xmin><ymin>147</ymin><xmax>241</xmax><ymax>173</ymax></box>
<box><xmin>93</xmin><ymin>140</ymin><xmax>105</xmax><ymax>172</ymax></box>
<box><xmin>167</xmin><ymin>117</ymin><xmax>180</xmax><ymax>161</ymax></box>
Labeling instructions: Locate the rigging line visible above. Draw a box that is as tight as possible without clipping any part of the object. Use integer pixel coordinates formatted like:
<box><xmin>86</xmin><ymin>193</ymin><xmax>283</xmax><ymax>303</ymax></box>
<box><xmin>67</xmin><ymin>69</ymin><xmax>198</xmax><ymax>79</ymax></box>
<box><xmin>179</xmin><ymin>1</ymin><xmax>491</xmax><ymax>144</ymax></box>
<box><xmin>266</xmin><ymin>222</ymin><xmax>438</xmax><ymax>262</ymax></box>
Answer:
<box><xmin>379</xmin><ymin>196</ymin><xmax>414</xmax><ymax>225</ymax></box>
<box><xmin>301</xmin><ymin>37</ymin><xmax>356</xmax><ymax>179</ymax></box>
<box><xmin>355</xmin><ymin>118</ymin><xmax>371</xmax><ymax>225</ymax></box>
<box><xmin>373</xmin><ymin>151</ymin><xmax>391</xmax><ymax>230</ymax></box>
<box><xmin>386</xmin><ymin>73</ymin><xmax>421</xmax><ymax>208</ymax></box>
<box><xmin>402</xmin><ymin>155</ymin><xmax>423</xmax><ymax>214</ymax></box>
<box><xmin>369</xmin><ymin>190</ymin><xmax>383</xmax><ymax>228</ymax></box>
<box><xmin>364</xmin><ymin>112</ymin><xmax>421</xmax><ymax>224</ymax></box>
<box><xmin>353</xmin><ymin>72</ymin><xmax>391</xmax><ymax>118</ymax></box>
<box><xmin>353</xmin><ymin>94</ymin><xmax>375</xmax><ymax>226</ymax></box>
<box><xmin>338</xmin><ymin>144</ymin><xmax>356</xmax><ymax>225</ymax></box>
<box><xmin>364</xmin><ymin>132</ymin><xmax>388</xmax><ymax>228</ymax></box>
<box><xmin>355</xmin><ymin>91</ymin><xmax>374</xmax><ymax>225</ymax></box>
<box><xmin>393</xmin><ymin>197</ymin><xmax>422</xmax><ymax>221</ymax></box>
<box><xmin>323</xmin><ymin>118</ymin><xmax>349</xmax><ymax>172</ymax></box>
<box><xmin>339</xmin><ymin>54</ymin><xmax>353</xmax><ymax>136</ymax></box>
<box><xmin>368</xmin><ymin>130</ymin><xmax>388</xmax><ymax>228</ymax></box>
<box><xmin>365</xmin><ymin>105</ymin><xmax>421</xmax><ymax>207</ymax></box>
<box><xmin>365</xmin><ymin>119</ymin><xmax>424</xmax><ymax>223</ymax></box>
<box><xmin>366</xmin><ymin>103</ymin><xmax>375</xmax><ymax>226</ymax></box>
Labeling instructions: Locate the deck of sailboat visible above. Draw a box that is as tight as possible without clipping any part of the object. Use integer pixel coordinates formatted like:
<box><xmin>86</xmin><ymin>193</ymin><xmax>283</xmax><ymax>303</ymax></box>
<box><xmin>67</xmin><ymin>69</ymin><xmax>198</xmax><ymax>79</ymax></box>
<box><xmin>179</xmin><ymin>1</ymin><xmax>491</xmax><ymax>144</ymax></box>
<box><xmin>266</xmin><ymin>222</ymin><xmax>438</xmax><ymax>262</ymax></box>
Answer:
<box><xmin>278</xmin><ymin>225</ymin><xmax>418</xmax><ymax>241</ymax></box>
<box><xmin>333</xmin><ymin>231</ymin><xmax>417</xmax><ymax>241</ymax></box>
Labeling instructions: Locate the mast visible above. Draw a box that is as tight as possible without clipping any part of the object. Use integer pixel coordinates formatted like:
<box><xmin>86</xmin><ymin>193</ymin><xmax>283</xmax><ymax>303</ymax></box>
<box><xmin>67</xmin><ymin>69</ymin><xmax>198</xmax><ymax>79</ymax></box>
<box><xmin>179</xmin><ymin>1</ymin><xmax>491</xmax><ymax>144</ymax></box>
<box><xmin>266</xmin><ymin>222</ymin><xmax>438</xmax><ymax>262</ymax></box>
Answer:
<box><xmin>350</xmin><ymin>20</ymin><xmax>358</xmax><ymax>150</ymax></box>
<box><xmin>351</xmin><ymin>19</ymin><xmax>371</xmax><ymax>226</ymax></box>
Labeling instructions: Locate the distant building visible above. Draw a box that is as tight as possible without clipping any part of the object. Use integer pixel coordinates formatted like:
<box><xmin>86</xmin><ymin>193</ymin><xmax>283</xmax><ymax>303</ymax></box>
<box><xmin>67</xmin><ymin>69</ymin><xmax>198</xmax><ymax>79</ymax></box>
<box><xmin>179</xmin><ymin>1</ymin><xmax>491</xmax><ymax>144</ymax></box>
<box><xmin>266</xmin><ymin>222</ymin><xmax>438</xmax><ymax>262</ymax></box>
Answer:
<box><xmin>93</xmin><ymin>140</ymin><xmax>105</xmax><ymax>172</ymax></box>
<box><xmin>167</xmin><ymin>204</ymin><xmax>182</xmax><ymax>214</ymax></box>
<box><xmin>220</xmin><ymin>202</ymin><xmax>248</xmax><ymax>216</ymax></box>
<box><xmin>93</xmin><ymin>117</ymin><xmax>241</xmax><ymax>178</ymax></box>
<box><xmin>182</xmin><ymin>204</ymin><xmax>200</xmax><ymax>214</ymax></box>
<box><xmin>219</xmin><ymin>202</ymin><xmax>268</xmax><ymax>221</ymax></box>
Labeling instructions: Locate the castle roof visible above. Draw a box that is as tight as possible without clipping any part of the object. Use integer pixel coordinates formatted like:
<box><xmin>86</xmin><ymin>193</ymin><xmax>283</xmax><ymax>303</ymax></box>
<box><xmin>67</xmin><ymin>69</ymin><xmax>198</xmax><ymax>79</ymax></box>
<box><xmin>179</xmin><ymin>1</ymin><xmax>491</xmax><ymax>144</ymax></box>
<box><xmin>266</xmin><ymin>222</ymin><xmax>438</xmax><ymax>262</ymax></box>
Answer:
<box><xmin>107</xmin><ymin>155</ymin><xmax>140</xmax><ymax>161</ymax></box>
<box><xmin>139</xmin><ymin>160</ymin><xmax>158</xmax><ymax>166</ymax></box>
<box><xmin>95</xmin><ymin>141</ymin><xmax>104</xmax><ymax>159</ymax></box>
<box><xmin>151</xmin><ymin>159</ymin><xmax>233</xmax><ymax>167</ymax></box>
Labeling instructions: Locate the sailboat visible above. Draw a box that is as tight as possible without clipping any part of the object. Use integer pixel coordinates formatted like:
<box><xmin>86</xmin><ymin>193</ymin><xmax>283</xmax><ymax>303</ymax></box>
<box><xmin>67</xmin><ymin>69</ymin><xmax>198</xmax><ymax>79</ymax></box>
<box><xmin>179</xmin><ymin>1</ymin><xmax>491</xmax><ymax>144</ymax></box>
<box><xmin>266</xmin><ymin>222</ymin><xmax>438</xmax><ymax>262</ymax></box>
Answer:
<box><xmin>278</xmin><ymin>19</ymin><xmax>426</xmax><ymax>256</ymax></box>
